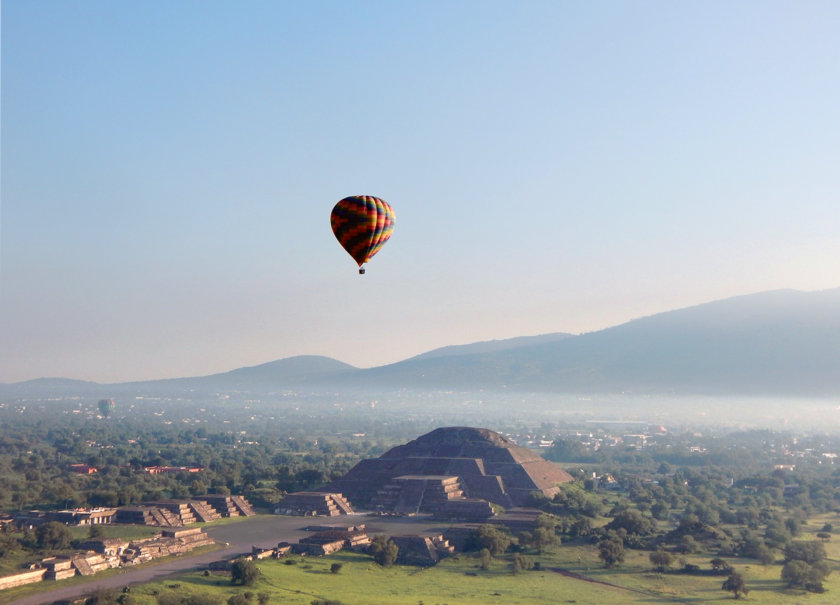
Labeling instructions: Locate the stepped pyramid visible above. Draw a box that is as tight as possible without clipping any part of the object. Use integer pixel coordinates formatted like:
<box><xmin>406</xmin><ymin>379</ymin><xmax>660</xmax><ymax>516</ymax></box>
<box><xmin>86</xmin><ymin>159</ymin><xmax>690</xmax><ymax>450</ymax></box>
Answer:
<box><xmin>323</xmin><ymin>427</ymin><xmax>573</xmax><ymax>509</ymax></box>
<box><xmin>199</xmin><ymin>495</ymin><xmax>256</xmax><ymax>517</ymax></box>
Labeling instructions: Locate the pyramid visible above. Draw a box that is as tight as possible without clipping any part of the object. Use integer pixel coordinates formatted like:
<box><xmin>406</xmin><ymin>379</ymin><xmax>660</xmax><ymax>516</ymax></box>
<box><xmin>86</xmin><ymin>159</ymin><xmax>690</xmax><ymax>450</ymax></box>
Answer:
<box><xmin>323</xmin><ymin>427</ymin><xmax>573</xmax><ymax>509</ymax></box>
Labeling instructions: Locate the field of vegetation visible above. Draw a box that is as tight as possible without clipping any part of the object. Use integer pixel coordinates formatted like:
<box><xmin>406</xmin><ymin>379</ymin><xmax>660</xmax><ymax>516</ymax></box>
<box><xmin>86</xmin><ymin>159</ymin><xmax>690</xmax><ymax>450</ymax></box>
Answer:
<box><xmin>75</xmin><ymin>524</ymin><xmax>840</xmax><ymax>605</ymax></box>
<box><xmin>2</xmin><ymin>396</ymin><xmax>840</xmax><ymax>604</ymax></box>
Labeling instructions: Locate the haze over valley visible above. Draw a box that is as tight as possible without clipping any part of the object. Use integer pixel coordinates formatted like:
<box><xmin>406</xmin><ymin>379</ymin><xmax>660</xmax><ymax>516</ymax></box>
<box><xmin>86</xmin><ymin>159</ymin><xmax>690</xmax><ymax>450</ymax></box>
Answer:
<box><xmin>3</xmin><ymin>288</ymin><xmax>839</xmax><ymax>431</ymax></box>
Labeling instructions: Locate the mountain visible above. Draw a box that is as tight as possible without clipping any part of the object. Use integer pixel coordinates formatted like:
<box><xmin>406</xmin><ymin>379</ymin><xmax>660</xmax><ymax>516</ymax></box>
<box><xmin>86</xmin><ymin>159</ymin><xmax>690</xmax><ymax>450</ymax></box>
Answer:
<box><xmin>2</xmin><ymin>288</ymin><xmax>839</xmax><ymax>398</ymax></box>
<box><xmin>406</xmin><ymin>333</ymin><xmax>574</xmax><ymax>361</ymax></box>
<box><xmin>345</xmin><ymin>288</ymin><xmax>840</xmax><ymax>396</ymax></box>
<box><xmin>121</xmin><ymin>355</ymin><xmax>358</xmax><ymax>393</ymax></box>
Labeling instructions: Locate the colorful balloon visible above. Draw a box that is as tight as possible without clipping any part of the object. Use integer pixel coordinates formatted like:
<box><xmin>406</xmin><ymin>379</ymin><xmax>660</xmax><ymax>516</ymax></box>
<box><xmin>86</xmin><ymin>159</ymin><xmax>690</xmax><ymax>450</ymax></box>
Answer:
<box><xmin>98</xmin><ymin>398</ymin><xmax>115</xmax><ymax>417</ymax></box>
<box><xmin>330</xmin><ymin>195</ymin><xmax>395</xmax><ymax>274</ymax></box>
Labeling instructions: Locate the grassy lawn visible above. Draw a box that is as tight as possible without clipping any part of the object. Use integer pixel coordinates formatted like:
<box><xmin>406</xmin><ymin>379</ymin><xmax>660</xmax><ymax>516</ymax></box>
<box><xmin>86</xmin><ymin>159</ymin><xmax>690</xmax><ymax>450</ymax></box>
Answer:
<box><xmin>118</xmin><ymin>531</ymin><xmax>840</xmax><ymax>605</ymax></box>
<box><xmin>5</xmin><ymin>511</ymin><xmax>840</xmax><ymax>604</ymax></box>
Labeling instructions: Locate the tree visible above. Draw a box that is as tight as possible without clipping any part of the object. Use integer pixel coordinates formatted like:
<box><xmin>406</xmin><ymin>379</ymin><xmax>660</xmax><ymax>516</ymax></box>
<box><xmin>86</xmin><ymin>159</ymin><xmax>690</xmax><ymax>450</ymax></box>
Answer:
<box><xmin>781</xmin><ymin>559</ymin><xmax>830</xmax><ymax>592</ymax></box>
<box><xmin>710</xmin><ymin>558</ymin><xmax>732</xmax><ymax>574</ymax></box>
<box><xmin>605</xmin><ymin>509</ymin><xmax>655</xmax><ymax>536</ymax></box>
<box><xmin>477</xmin><ymin>547</ymin><xmax>492</xmax><ymax>570</ymax></box>
<box><xmin>784</xmin><ymin>540</ymin><xmax>826</xmax><ymax>565</ymax></box>
<box><xmin>36</xmin><ymin>521</ymin><xmax>72</xmax><ymax>550</ymax></box>
<box><xmin>511</xmin><ymin>553</ymin><xmax>534</xmax><ymax>574</ymax></box>
<box><xmin>649</xmin><ymin>549</ymin><xmax>673</xmax><ymax>572</ymax></box>
<box><xmin>722</xmin><ymin>572</ymin><xmax>749</xmax><ymax>599</ymax></box>
<box><xmin>755</xmin><ymin>543</ymin><xmax>775</xmax><ymax>565</ymax></box>
<box><xmin>598</xmin><ymin>535</ymin><xmax>625</xmax><ymax>568</ymax></box>
<box><xmin>369</xmin><ymin>536</ymin><xmax>398</xmax><ymax>567</ymax></box>
<box><xmin>675</xmin><ymin>534</ymin><xmax>699</xmax><ymax>554</ymax></box>
<box><xmin>465</xmin><ymin>524</ymin><xmax>512</xmax><ymax>556</ymax></box>
<box><xmin>84</xmin><ymin>587</ymin><xmax>119</xmax><ymax>605</ymax></box>
<box><xmin>329</xmin><ymin>563</ymin><xmax>342</xmax><ymax>574</ymax></box>
<box><xmin>230</xmin><ymin>558</ymin><xmax>260</xmax><ymax>586</ymax></box>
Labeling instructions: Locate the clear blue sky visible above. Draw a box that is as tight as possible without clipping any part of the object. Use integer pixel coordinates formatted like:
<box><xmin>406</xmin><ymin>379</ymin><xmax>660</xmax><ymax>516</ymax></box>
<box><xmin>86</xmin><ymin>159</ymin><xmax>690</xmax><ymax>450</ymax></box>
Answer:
<box><xmin>2</xmin><ymin>0</ymin><xmax>838</xmax><ymax>383</ymax></box>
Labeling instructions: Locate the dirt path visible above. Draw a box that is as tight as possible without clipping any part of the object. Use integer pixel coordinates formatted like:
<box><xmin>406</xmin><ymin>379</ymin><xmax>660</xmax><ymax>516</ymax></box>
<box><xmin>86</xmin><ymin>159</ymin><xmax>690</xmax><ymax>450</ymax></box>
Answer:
<box><xmin>550</xmin><ymin>567</ymin><xmax>694</xmax><ymax>603</ymax></box>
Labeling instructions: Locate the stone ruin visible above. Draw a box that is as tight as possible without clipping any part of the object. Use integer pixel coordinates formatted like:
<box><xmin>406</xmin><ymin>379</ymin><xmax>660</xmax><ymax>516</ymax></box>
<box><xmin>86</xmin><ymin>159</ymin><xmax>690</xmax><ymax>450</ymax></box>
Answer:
<box><xmin>323</xmin><ymin>427</ymin><xmax>573</xmax><ymax>512</ymax></box>
<box><xmin>275</xmin><ymin>492</ymin><xmax>354</xmax><ymax>516</ymax></box>
<box><xmin>0</xmin><ymin>528</ymin><xmax>213</xmax><ymax>591</ymax></box>
<box><xmin>114</xmin><ymin>495</ymin><xmax>255</xmax><ymax>527</ymax></box>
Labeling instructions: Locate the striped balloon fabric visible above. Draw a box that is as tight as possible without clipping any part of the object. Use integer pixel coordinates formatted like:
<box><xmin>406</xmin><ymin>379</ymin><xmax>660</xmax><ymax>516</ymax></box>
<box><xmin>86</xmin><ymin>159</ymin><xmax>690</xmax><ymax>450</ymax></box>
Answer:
<box><xmin>330</xmin><ymin>195</ymin><xmax>396</xmax><ymax>273</ymax></box>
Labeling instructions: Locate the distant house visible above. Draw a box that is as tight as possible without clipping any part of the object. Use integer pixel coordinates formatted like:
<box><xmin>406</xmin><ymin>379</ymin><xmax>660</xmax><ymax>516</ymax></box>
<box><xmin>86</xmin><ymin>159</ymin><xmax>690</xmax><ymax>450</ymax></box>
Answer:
<box><xmin>143</xmin><ymin>466</ymin><xmax>204</xmax><ymax>474</ymax></box>
<box><xmin>69</xmin><ymin>464</ymin><xmax>98</xmax><ymax>475</ymax></box>
<box><xmin>50</xmin><ymin>508</ymin><xmax>117</xmax><ymax>526</ymax></box>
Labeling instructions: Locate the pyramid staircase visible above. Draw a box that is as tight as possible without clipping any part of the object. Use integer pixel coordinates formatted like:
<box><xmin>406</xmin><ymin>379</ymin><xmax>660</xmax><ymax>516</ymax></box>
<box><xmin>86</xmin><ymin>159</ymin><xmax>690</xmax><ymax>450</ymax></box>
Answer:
<box><xmin>199</xmin><ymin>495</ymin><xmax>256</xmax><ymax>518</ymax></box>
<box><xmin>71</xmin><ymin>557</ymin><xmax>94</xmax><ymax>576</ymax></box>
<box><xmin>189</xmin><ymin>500</ymin><xmax>221</xmax><ymax>522</ymax></box>
<box><xmin>371</xmin><ymin>476</ymin><xmax>465</xmax><ymax>514</ymax></box>
<box><xmin>230</xmin><ymin>495</ymin><xmax>256</xmax><ymax>516</ymax></box>
<box><xmin>431</xmin><ymin>534</ymin><xmax>456</xmax><ymax>555</ymax></box>
<box><xmin>331</xmin><ymin>493</ymin><xmax>354</xmax><ymax>514</ymax></box>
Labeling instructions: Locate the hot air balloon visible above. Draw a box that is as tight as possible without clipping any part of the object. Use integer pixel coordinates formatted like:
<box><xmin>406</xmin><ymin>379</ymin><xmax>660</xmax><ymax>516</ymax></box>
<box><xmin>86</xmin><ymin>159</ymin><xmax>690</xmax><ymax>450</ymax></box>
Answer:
<box><xmin>98</xmin><ymin>398</ymin><xmax>115</xmax><ymax>417</ymax></box>
<box><xmin>330</xmin><ymin>195</ymin><xmax>395</xmax><ymax>274</ymax></box>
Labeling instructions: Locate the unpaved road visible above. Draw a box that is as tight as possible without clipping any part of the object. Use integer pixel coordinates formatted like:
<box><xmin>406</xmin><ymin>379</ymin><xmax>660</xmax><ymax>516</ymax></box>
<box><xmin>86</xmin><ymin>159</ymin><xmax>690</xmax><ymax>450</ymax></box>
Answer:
<box><xmin>6</xmin><ymin>514</ymin><xmax>449</xmax><ymax>605</ymax></box>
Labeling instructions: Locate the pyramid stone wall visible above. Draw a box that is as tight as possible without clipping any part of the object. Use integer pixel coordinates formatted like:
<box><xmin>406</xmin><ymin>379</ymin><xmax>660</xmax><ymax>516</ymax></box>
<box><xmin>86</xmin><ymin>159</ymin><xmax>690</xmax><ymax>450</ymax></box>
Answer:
<box><xmin>323</xmin><ymin>427</ymin><xmax>573</xmax><ymax>508</ymax></box>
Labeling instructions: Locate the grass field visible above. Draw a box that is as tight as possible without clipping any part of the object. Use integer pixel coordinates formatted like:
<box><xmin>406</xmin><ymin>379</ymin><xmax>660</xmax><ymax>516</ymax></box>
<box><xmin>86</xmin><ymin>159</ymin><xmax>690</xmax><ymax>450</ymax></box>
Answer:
<box><xmin>115</xmin><ymin>532</ymin><xmax>840</xmax><ymax>605</ymax></box>
<box><xmin>3</xmin><ymin>511</ymin><xmax>839</xmax><ymax>604</ymax></box>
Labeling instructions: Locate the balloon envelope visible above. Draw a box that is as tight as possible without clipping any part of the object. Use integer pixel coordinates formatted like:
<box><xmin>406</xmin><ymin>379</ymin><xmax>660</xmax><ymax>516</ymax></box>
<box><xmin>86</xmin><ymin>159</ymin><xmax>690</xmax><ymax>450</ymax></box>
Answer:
<box><xmin>98</xmin><ymin>399</ymin><xmax>115</xmax><ymax>417</ymax></box>
<box><xmin>330</xmin><ymin>196</ymin><xmax>395</xmax><ymax>269</ymax></box>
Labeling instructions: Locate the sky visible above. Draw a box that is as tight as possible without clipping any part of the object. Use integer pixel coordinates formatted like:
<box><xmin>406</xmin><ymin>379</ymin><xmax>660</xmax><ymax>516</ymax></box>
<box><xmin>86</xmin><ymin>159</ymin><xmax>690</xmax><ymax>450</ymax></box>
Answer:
<box><xmin>1</xmin><ymin>0</ymin><xmax>839</xmax><ymax>384</ymax></box>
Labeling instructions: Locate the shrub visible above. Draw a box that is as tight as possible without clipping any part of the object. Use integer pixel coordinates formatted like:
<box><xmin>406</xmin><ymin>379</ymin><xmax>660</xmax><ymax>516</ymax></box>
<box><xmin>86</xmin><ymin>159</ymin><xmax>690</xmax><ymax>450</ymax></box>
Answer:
<box><xmin>230</xmin><ymin>558</ymin><xmax>260</xmax><ymax>586</ymax></box>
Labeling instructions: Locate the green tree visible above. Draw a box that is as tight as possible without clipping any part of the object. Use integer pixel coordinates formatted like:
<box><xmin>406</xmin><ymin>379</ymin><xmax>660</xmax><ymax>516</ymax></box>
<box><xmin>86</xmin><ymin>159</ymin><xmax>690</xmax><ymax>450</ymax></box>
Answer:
<box><xmin>598</xmin><ymin>535</ymin><xmax>625</xmax><ymax>568</ymax></box>
<box><xmin>781</xmin><ymin>559</ymin><xmax>830</xmax><ymax>592</ymax></box>
<box><xmin>784</xmin><ymin>540</ymin><xmax>826</xmax><ymax>565</ymax></box>
<box><xmin>466</xmin><ymin>524</ymin><xmax>512</xmax><ymax>556</ymax></box>
<box><xmin>84</xmin><ymin>587</ymin><xmax>120</xmax><ymax>605</ymax></box>
<box><xmin>710</xmin><ymin>558</ymin><xmax>731</xmax><ymax>574</ymax></box>
<box><xmin>721</xmin><ymin>572</ymin><xmax>749</xmax><ymax>599</ymax></box>
<box><xmin>369</xmin><ymin>536</ymin><xmax>398</xmax><ymax>567</ymax></box>
<box><xmin>478</xmin><ymin>548</ymin><xmax>492</xmax><ymax>570</ymax></box>
<box><xmin>230</xmin><ymin>558</ymin><xmax>260</xmax><ymax>586</ymax></box>
<box><xmin>511</xmin><ymin>553</ymin><xmax>534</xmax><ymax>574</ymax></box>
<box><xmin>649</xmin><ymin>549</ymin><xmax>673</xmax><ymax>571</ymax></box>
<box><xmin>605</xmin><ymin>509</ymin><xmax>655</xmax><ymax>536</ymax></box>
<box><xmin>36</xmin><ymin>521</ymin><xmax>72</xmax><ymax>550</ymax></box>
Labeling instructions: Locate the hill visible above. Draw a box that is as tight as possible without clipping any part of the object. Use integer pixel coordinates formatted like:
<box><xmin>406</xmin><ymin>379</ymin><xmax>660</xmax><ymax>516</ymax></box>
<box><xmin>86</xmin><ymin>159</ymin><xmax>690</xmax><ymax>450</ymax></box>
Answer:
<box><xmin>2</xmin><ymin>288</ymin><xmax>838</xmax><ymax>398</ymax></box>
<box><xmin>348</xmin><ymin>288</ymin><xmax>840</xmax><ymax>396</ymax></box>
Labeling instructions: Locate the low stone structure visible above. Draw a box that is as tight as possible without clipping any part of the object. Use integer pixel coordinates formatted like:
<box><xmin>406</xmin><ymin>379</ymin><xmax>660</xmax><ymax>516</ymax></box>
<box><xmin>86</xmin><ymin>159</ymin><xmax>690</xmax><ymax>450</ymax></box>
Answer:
<box><xmin>116</xmin><ymin>505</ymin><xmax>184</xmax><ymax>527</ymax></box>
<box><xmin>41</xmin><ymin>557</ymin><xmax>76</xmax><ymax>581</ymax></box>
<box><xmin>121</xmin><ymin>528</ymin><xmax>214</xmax><ymax>565</ymax></box>
<box><xmin>0</xmin><ymin>528</ymin><xmax>216</xmax><ymax>592</ymax></box>
<box><xmin>113</xmin><ymin>496</ymin><xmax>252</xmax><ymax>527</ymax></box>
<box><xmin>0</xmin><ymin>569</ymin><xmax>46</xmax><ymax>591</ymax></box>
<box><xmin>489</xmin><ymin>507</ymin><xmax>548</xmax><ymax>533</ymax></box>
<box><xmin>276</xmin><ymin>492</ymin><xmax>354</xmax><ymax>516</ymax></box>
<box><xmin>391</xmin><ymin>534</ymin><xmax>455</xmax><ymax>566</ymax></box>
<box><xmin>76</xmin><ymin>537</ymin><xmax>129</xmax><ymax>556</ymax></box>
<box><xmin>71</xmin><ymin>552</ymin><xmax>110</xmax><ymax>576</ymax></box>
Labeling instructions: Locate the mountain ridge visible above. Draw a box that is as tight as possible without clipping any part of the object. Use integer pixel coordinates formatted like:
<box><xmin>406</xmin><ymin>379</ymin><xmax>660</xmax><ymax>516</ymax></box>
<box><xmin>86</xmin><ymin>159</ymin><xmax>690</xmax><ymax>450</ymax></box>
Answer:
<box><xmin>2</xmin><ymin>288</ymin><xmax>838</xmax><ymax>398</ymax></box>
